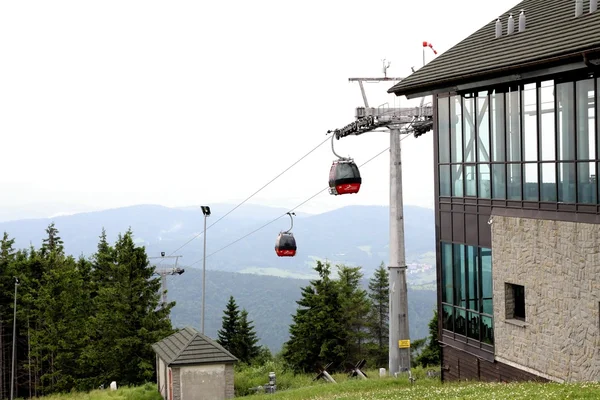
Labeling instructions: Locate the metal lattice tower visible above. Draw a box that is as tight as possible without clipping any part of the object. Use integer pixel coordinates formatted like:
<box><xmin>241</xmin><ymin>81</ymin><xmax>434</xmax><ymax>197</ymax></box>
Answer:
<box><xmin>149</xmin><ymin>254</ymin><xmax>185</xmax><ymax>305</ymax></box>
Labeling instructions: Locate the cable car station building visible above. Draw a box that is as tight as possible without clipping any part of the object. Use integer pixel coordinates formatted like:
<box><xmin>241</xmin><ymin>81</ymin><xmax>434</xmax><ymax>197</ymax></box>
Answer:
<box><xmin>389</xmin><ymin>0</ymin><xmax>600</xmax><ymax>383</ymax></box>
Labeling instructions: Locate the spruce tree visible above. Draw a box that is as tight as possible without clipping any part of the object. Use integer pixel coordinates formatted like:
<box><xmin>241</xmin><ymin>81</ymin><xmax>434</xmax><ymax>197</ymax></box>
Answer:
<box><xmin>283</xmin><ymin>261</ymin><xmax>346</xmax><ymax>372</ymax></box>
<box><xmin>217</xmin><ymin>296</ymin><xmax>240</xmax><ymax>355</ymax></box>
<box><xmin>84</xmin><ymin>229</ymin><xmax>174</xmax><ymax>387</ymax></box>
<box><xmin>235</xmin><ymin>309</ymin><xmax>260</xmax><ymax>364</ymax></box>
<box><xmin>367</xmin><ymin>262</ymin><xmax>389</xmax><ymax>367</ymax></box>
<box><xmin>337</xmin><ymin>265</ymin><xmax>371</xmax><ymax>362</ymax></box>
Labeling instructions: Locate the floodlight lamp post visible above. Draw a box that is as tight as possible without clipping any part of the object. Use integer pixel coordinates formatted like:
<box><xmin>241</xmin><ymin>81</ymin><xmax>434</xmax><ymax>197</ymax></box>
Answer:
<box><xmin>200</xmin><ymin>205</ymin><xmax>211</xmax><ymax>334</ymax></box>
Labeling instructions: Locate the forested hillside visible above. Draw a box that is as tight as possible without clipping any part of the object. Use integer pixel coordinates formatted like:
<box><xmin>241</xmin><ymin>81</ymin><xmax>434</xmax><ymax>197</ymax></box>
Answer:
<box><xmin>0</xmin><ymin>226</ymin><xmax>173</xmax><ymax>397</ymax></box>
<box><xmin>167</xmin><ymin>267</ymin><xmax>436</xmax><ymax>351</ymax></box>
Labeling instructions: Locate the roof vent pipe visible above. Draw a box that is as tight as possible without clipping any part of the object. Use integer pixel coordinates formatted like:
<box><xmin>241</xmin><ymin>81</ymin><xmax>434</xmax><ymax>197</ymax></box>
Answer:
<box><xmin>507</xmin><ymin>13</ymin><xmax>514</xmax><ymax>34</ymax></box>
<box><xmin>591</xmin><ymin>0</ymin><xmax>597</xmax><ymax>13</ymax></box>
<box><xmin>495</xmin><ymin>17</ymin><xmax>502</xmax><ymax>38</ymax></box>
<box><xmin>575</xmin><ymin>0</ymin><xmax>583</xmax><ymax>17</ymax></box>
<box><xmin>518</xmin><ymin>10</ymin><xmax>526</xmax><ymax>32</ymax></box>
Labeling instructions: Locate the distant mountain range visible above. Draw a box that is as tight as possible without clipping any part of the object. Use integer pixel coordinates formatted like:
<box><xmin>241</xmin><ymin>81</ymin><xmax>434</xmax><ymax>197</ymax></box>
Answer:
<box><xmin>0</xmin><ymin>203</ymin><xmax>437</xmax><ymax>351</ymax></box>
<box><xmin>0</xmin><ymin>203</ymin><xmax>435</xmax><ymax>278</ymax></box>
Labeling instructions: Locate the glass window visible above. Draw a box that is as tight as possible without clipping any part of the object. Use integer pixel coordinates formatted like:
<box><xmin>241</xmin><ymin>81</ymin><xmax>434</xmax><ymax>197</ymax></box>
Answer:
<box><xmin>451</xmin><ymin>96</ymin><xmax>463</xmax><ymax>163</ymax></box>
<box><xmin>465</xmin><ymin>164</ymin><xmax>477</xmax><ymax>196</ymax></box>
<box><xmin>523</xmin><ymin>83</ymin><xmax>538</xmax><ymax>161</ymax></box>
<box><xmin>481</xmin><ymin>248</ymin><xmax>492</xmax><ymax>315</ymax></box>
<box><xmin>478</xmin><ymin>164</ymin><xmax>491</xmax><ymax>198</ymax></box>
<box><xmin>455</xmin><ymin>308</ymin><xmax>466</xmax><ymax>336</ymax></box>
<box><xmin>492</xmin><ymin>164</ymin><xmax>506</xmax><ymax>199</ymax></box>
<box><xmin>442</xmin><ymin>305</ymin><xmax>454</xmax><ymax>331</ymax></box>
<box><xmin>481</xmin><ymin>315</ymin><xmax>494</xmax><ymax>345</ymax></box>
<box><xmin>576</xmin><ymin>79</ymin><xmax>595</xmax><ymax>161</ymax></box>
<box><xmin>557</xmin><ymin>82</ymin><xmax>575</xmax><ymax>160</ymax></box>
<box><xmin>439</xmin><ymin>165</ymin><xmax>451</xmax><ymax>197</ymax></box>
<box><xmin>541</xmin><ymin>163</ymin><xmax>557</xmax><ymax>201</ymax></box>
<box><xmin>477</xmin><ymin>95</ymin><xmax>490</xmax><ymax>162</ymax></box>
<box><xmin>540</xmin><ymin>81</ymin><xmax>556</xmax><ymax>161</ymax></box>
<box><xmin>578</xmin><ymin>162</ymin><xmax>596</xmax><ymax>204</ymax></box>
<box><xmin>452</xmin><ymin>164</ymin><xmax>464</xmax><ymax>197</ymax></box>
<box><xmin>438</xmin><ymin>96</ymin><xmax>451</xmax><ymax>163</ymax></box>
<box><xmin>506</xmin><ymin>87</ymin><xmax>521</xmax><ymax>161</ymax></box>
<box><xmin>558</xmin><ymin>162</ymin><xmax>576</xmax><ymax>203</ymax></box>
<box><xmin>467</xmin><ymin>311</ymin><xmax>480</xmax><ymax>341</ymax></box>
<box><xmin>507</xmin><ymin>163</ymin><xmax>522</xmax><ymax>200</ymax></box>
<box><xmin>524</xmin><ymin>163</ymin><xmax>539</xmax><ymax>201</ymax></box>
<box><xmin>442</xmin><ymin>243</ymin><xmax>453</xmax><ymax>304</ymax></box>
<box><xmin>467</xmin><ymin>246</ymin><xmax>478</xmax><ymax>311</ymax></box>
<box><xmin>464</xmin><ymin>97</ymin><xmax>476</xmax><ymax>163</ymax></box>
<box><xmin>491</xmin><ymin>91</ymin><xmax>506</xmax><ymax>162</ymax></box>
<box><xmin>453</xmin><ymin>244</ymin><xmax>465</xmax><ymax>308</ymax></box>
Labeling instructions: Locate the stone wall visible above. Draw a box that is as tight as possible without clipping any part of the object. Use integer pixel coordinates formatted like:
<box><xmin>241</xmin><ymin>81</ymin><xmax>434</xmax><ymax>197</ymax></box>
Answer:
<box><xmin>491</xmin><ymin>215</ymin><xmax>600</xmax><ymax>382</ymax></box>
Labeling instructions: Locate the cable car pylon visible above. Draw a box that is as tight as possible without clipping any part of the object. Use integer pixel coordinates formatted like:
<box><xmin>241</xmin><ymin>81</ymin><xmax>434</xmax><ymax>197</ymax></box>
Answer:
<box><xmin>328</xmin><ymin>134</ymin><xmax>362</xmax><ymax>196</ymax></box>
<box><xmin>275</xmin><ymin>212</ymin><xmax>297</xmax><ymax>257</ymax></box>
<box><xmin>327</xmin><ymin>59</ymin><xmax>434</xmax><ymax>377</ymax></box>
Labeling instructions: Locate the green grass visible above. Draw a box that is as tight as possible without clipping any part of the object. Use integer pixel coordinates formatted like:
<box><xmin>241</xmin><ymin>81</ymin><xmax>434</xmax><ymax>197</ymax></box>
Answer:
<box><xmin>26</xmin><ymin>383</ymin><xmax>162</xmax><ymax>400</ymax></box>
<box><xmin>246</xmin><ymin>373</ymin><xmax>600</xmax><ymax>400</ymax></box>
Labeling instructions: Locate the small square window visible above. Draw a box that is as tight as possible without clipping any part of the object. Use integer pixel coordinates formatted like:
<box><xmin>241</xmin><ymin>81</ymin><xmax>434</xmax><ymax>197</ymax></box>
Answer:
<box><xmin>505</xmin><ymin>283</ymin><xmax>526</xmax><ymax>321</ymax></box>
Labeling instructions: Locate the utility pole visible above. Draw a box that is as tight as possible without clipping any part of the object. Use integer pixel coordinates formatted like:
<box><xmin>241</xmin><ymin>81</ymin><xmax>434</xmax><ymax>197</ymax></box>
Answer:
<box><xmin>389</xmin><ymin>125</ymin><xmax>411</xmax><ymax>375</ymax></box>
<box><xmin>329</xmin><ymin>60</ymin><xmax>433</xmax><ymax>377</ymax></box>
<box><xmin>149</xmin><ymin>253</ymin><xmax>184</xmax><ymax>306</ymax></box>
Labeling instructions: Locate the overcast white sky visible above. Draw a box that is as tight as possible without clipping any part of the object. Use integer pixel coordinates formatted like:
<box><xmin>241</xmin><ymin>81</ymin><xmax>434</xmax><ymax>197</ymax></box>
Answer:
<box><xmin>0</xmin><ymin>0</ymin><xmax>520</xmax><ymax>216</ymax></box>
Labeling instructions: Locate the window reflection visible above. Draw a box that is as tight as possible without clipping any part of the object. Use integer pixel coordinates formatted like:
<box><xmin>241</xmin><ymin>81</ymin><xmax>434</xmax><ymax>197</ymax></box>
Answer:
<box><xmin>451</xmin><ymin>96</ymin><xmax>463</xmax><ymax>163</ymax></box>
<box><xmin>465</xmin><ymin>165</ymin><xmax>476</xmax><ymax>196</ymax></box>
<box><xmin>492</xmin><ymin>164</ymin><xmax>506</xmax><ymax>199</ymax></box>
<box><xmin>464</xmin><ymin>98</ymin><xmax>476</xmax><ymax>163</ymax></box>
<box><xmin>439</xmin><ymin>165</ymin><xmax>451</xmax><ymax>197</ymax></box>
<box><xmin>523</xmin><ymin>83</ymin><xmax>538</xmax><ymax>161</ymax></box>
<box><xmin>578</xmin><ymin>162</ymin><xmax>596</xmax><ymax>203</ymax></box>
<box><xmin>440</xmin><ymin>243</ymin><xmax>494</xmax><ymax>346</ymax></box>
<box><xmin>491</xmin><ymin>91</ymin><xmax>506</xmax><ymax>162</ymax></box>
<box><xmin>558</xmin><ymin>162</ymin><xmax>576</xmax><ymax>203</ymax></box>
<box><xmin>506</xmin><ymin>87</ymin><xmax>521</xmax><ymax>162</ymax></box>
<box><xmin>477</xmin><ymin>95</ymin><xmax>490</xmax><ymax>162</ymax></box>
<box><xmin>478</xmin><ymin>164</ymin><xmax>491</xmax><ymax>198</ymax></box>
<box><xmin>541</xmin><ymin>163</ymin><xmax>557</xmax><ymax>201</ymax></box>
<box><xmin>452</xmin><ymin>164</ymin><xmax>463</xmax><ymax>197</ymax></box>
<box><xmin>540</xmin><ymin>81</ymin><xmax>555</xmax><ymax>161</ymax></box>
<box><xmin>557</xmin><ymin>82</ymin><xmax>575</xmax><ymax>161</ymax></box>
<box><xmin>438</xmin><ymin>96</ymin><xmax>451</xmax><ymax>163</ymax></box>
<box><xmin>507</xmin><ymin>163</ymin><xmax>522</xmax><ymax>200</ymax></box>
<box><xmin>576</xmin><ymin>79</ymin><xmax>594</xmax><ymax>161</ymax></box>
<box><xmin>524</xmin><ymin>163</ymin><xmax>539</xmax><ymax>201</ymax></box>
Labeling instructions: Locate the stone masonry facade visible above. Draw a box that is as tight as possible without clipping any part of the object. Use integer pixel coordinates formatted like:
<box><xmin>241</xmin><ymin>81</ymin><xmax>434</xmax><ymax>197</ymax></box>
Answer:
<box><xmin>491</xmin><ymin>215</ymin><xmax>600</xmax><ymax>382</ymax></box>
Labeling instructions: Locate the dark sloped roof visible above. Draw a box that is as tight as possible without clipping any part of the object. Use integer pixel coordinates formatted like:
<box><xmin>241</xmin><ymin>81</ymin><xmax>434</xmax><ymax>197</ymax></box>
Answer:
<box><xmin>388</xmin><ymin>0</ymin><xmax>600</xmax><ymax>97</ymax></box>
<box><xmin>152</xmin><ymin>327</ymin><xmax>238</xmax><ymax>366</ymax></box>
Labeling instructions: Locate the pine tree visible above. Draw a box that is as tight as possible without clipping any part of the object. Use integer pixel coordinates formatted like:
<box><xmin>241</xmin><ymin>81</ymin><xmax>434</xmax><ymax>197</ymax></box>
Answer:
<box><xmin>40</xmin><ymin>223</ymin><xmax>64</xmax><ymax>257</ymax></box>
<box><xmin>283</xmin><ymin>261</ymin><xmax>347</xmax><ymax>372</ymax></box>
<box><xmin>84</xmin><ymin>229</ymin><xmax>174</xmax><ymax>387</ymax></box>
<box><xmin>235</xmin><ymin>309</ymin><xmax>260</xmax><ymax>364</ymax></box>
<box><xmin>337</xmin><ymin>265</ymin><xmax>371</xmax><ymax>363</ymax></box>
<box><xmin>217</xmin><ymin>296</ymin><xmax>240</xmax><ymax>355</ymax></box>
<box><xmin>367</xmin><ymin>262</ymin><xmax>389</xmax><ymax>367</ymax></box>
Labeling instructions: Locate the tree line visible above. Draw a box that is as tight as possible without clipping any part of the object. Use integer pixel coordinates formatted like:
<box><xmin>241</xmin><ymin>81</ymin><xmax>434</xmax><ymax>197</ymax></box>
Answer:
<box><xmin>280</xmin><ymin>260</ymin><xmax>439</xmax><ymax>373</ymax></box>
<box><xmin>0</xmin><ymin>224</ymin><xmax>174</xmax><ymax>397</ymax></box>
